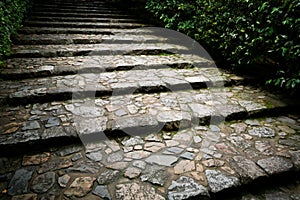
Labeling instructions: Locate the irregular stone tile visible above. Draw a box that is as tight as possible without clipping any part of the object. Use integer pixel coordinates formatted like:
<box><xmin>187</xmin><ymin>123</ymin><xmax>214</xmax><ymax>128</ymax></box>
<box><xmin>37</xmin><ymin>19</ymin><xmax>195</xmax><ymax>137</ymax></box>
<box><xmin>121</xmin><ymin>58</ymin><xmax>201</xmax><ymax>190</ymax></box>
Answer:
<box><xmin>290</xmin><ymin>150</ymin><xmax>300</xmax><ymax>169</ymax></box>
<box><xmin>8</xmin><ymin>167</ymin><xmax>35</xmax><ymax>195</ymax></box>
<box><xmin>86</xmin><ymin>151</ymin><xmax>103</xmax><ymax>162</ymax></box>
<box><xmin>255</xmin><ymin>141</ymin><xmax>273</xmax><ymax>155</ymax></box>
<box><xmin>125</xmin><ymin>150</ymin><xmax>151</xmax><ymax>159</ymax></box>
<box><xmin>145</xmin><ymin>155</ymin><xmax>178</xmax><ymax>166</ymax></box>
<box><xmin>38</xmin><ymin>157</ymin><xmax>72</xmax><ymax>174</ymax></box>
<box><xmin>132</xmin><ymin>160</ymin><xmax>146</xmax><ymax>169</ymax></box>
<box><xmin>11</xmin><ymin>194</ymin><xmax>38</xmax><ymax>200</ymax></box>
<box><xmin>168</xmin><ymin>176</ymin><xmax>209</xmax><ymax>200</ymax></box>
<box><xmin>215</xmin><ymin>143</ymin><xmax>237</xmax><ymax>154</ymax></box>
<box><xmin>121</xmin><ymin>136</ymin><xmax>145</xmax><ymax>146</ymax></box>
<box><xmin>124</xmin><ymin>167</ymin><xmax>142</xmax><ymax>179</ymax></box>
<box><xmin>106</xmin><ymin>162</ymin><xmax>129</xmax><ymax>170</ymax></box>
<box><xmin>245</xmin><ymin>119</ymin><xmax>260</xmax><ymax>126</ymax></box>
<box><xmin>105</xmin><ymin>140</ymin><xmax>121</xmax><ymax>152</ymax></box>
<box><xmin>174</xmin><ymin>160</ymin><xmax>195</xmax><ymax>174</ymax></box>
<box><xmin>140</xmin><ymin>166</ymin><xmax>169</xmax><ymax>186</ymax></box>
<box><xmin>107</xmin><ymin>151</ymin><xmax>123</xmax><ymax>163</ymax></box>
<box><xmin>278</xmin><ymin>125</ymin><xmax>296</xmax><ymax>134</ymax></box>
<box><xmin>180</xmin><ymin>152</ymin><xmax>195</xmax><ymax>160</ymax></box>
<box><xmin>93</xmin><ymin>185</ymin><xmax>112</xmax><ymax>200</ymax></box>
<box><xmin>229</xmin><ymin>156</ymin><xmax>266</xmax><ymax>183</ymax></box>
<box><xmin>115</xmin><ymin>182</ymin><xmax>165</xmax><ymax>200</ymax></box>
<box><xmin>248</xmin><ymin>127</ymin><xmax>275</xmax><ymax>138</ymax></box>
<box><xmin>22</xmin><ymin>152</ymin><xmax>50</xmax><ymax>166</ymax></box>
<box><xmin>66</xmin><ymin>160</ymin><xmax>102</xmax><ymax>174</ymax></box>
<box><xmin>230</xmin><ymin>123</ymin><xmax>247</xmax><ymax>134</ymax></box>
<box><xmin>202</xmin><ymin>159</ymin><xmax>225</xmax><ymax>167</ymax></box>
<box><xmin>71</xmin><ymin>153</ymin><xmax>83</xmax><ymax>162</ymax></box>
<box><xmin>45</xmin><ymin>117</ymin><xmax>60</xmax><ymax>128</ymax></box>
<box><xmin>56</xmin><ymin>145</ymin><xmax>82</xmax><ymax>157</ymax></box>
<box><xmin>22</xmin><ymin>121</ymin><xmax>41</xmax><ymax>131</ymax></box>
<box><xmin>58</xmin><ymin>174</ymin><xmax>71</xmax><ymax>188</ymax></box>
<box><xmin>227</xmin><ymin>136</ymin><xmax>251</xmax><ymax>149</ymax></box>
<box><xmin>144</xmin><ymin>142</ymin><xmax>165</xmax><ymax>152</ymax></box>
<box><xmin>64</xmin><ymin>177</ymin><xmax>95</xmax><ymax>198</ymax></box>
<box><xmin>209</xmin><ymin>125</ymin><xmax>221</xmax><ymax>132</ymax></box>
<box><xmin>257</xmin><ymin>157</ymin><xmax>294</xmax><ymax>175</ymax></box>
<box><xmin>205</xmin><ymin>170</ymin><xmax>240</xmax><ymax>193</ymax></box>
<box><xmin>85</xmin><ymin>142</ymin><xmax>107</xmax><ymax>153</ymax></box>
<box><xmin>165</xmin><ymin>140</ymin><xmax>180</xmax><ymax>147</ymax></box>
<box><xmin>31</xmin><ymin>172</ymin><xmax>56</xmax><ymax>193</ymax></box>
<box><xmin>97</xmin><ymin>169</ymin><xmax>120</xmax><ymax>184</ymax></box>
<box><xmin>144</xmin><ymin>134</ymin><xmax>163</xmax><ymax>142</ymax></box>
<box><xmin>163</xmin><ymin>147</ymin><xmax>184</xmax><ymax>155</ymax></box>
<box><xmin>193</xmin><ymin>136</ymin><xmax>202</xmax><ymax>143</ymax></box>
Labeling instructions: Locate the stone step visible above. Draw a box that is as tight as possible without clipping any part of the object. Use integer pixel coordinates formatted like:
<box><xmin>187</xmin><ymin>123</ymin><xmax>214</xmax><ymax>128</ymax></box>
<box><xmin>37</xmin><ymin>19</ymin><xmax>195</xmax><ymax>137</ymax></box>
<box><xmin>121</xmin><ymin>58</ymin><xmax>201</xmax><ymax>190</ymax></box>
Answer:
<box><xmin>10</xmin><ymin>43</ymin><xmax>188</xmax><ymax>58</ymax></box>
<box><xmin>28</xmin><ymin>16</ymin><xmax>139</xmax><ymax>23</ymax></box>
<box><xmin>12</xmin><ymin>33</ymin><xmax>166</xmax><ymax>45</ymax></box>
<box><xmin>29</xmin><ymin>12</ymin><xmax>132</xmax><ymax>18</ymax></box>
<box><xmin>32</xmin><ymin>4</ymin><xmax>111</xmax><ymax>9</ymax></box>
<box><xmin>18</xmin><ymin>27</ymin><xmax>151</xmax><ymax>35</ymax></box>
<box><xmin>0</xmin><ymin>85</ymin><xmax>293</xmax><ymax>150</ymax></box>
<box><xmin>30</xmin><ymin>8</ymin><xmax>123</xmax><ymax>14</ymax></box>
<box><xmin>0</xmin><ymin>67</ymin><xmax>232</xmax><ymax>106</ymax></box>
<box><xmin>24</xmin><ymin>21</ymin><xmax>147</xmax><ymax>29</ymax></box>
<box><xmin>0</xmin><ymin>115</ymin><xmax>300</xmax><ymax>199</ymax></box>
<box><xmin>2</xmin><ymin>54</ymin><xmax>213</xmax><ymax>79</ymax></box>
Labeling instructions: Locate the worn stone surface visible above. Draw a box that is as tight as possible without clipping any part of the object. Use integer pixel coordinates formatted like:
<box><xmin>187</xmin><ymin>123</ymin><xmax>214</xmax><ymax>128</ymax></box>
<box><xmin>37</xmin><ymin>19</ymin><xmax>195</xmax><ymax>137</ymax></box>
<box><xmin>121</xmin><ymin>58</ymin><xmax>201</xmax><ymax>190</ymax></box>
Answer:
<box><xmin>124</xmin><ymin>167</ymin><xmax>142</xmax><ymax>179</ymax></box>
<box><xmin>229</xmin><ymin>156</ymin><xmax>266</xmax><ymax>183</ymax></box>
<box><xmin>257</xmin><ymin>157</ymin><xmax>294</xmax><ymax>175</ymax></box>
<box><xmin>8</xmin><ymin>167</ymin><xmax>35</xmax><ymax>195</ymax></box>
<box><xmin>64</xmin><ymin>177</ymin><xmax>95</xmax><ymax>198</ymax></box>
<box><xmin>145</xmin><ymin>155</ymin><xmax>178</xmax><ymax>166</ymax></box>
<box><xmin>141</xmin><ymin>166</ymin><xmax>169</xmax><ymax>186</ymax></box>
<box><xmin>115</xmin><ymin>182</ymin><xmax>165</xmax><ymax>200</ymax></box>
<box><xmin>205</xmin><ymin>170</ymin><xmax>240</xmax><ymax>193</ymax></box>
<box><xmin>58</xmin><ymin>174</ymin><xmax>71</xmax><ymax>188</ymax></box>
<box><xmin>1</xmin><ymin>0</ymin><xmax>300</xmax><ymax>199</ymax></box>
<box><xmin>97</xmin><ymin>169</ymin><xmax>120</xmax><ymax>184</ymax></box>
<box><xmin>31</xmin><ymin>172</ymin><xmax>56</xmax><ymax>193</ymax></box>
<box><xmin>174</xmin><ymin>160</ymin><xmax>195</xmax><ymax>174</ymax></box>
<box><xmin>93</xmin><ymin>185</ymin><xmax>112</xmax><ymax>199</ymax></box>
<box><xmin>248</xmin><ymin>127</ymin><xmax>275</xmax><ymax>138</ymax></box>
<box><xmin>67</xmin><ymin>160</ymin><xmax>102</xmax><ymax>174</ymax></box>
<box><xmin>168</xmin><ymin>176</ymin><xmax>209</xmax><ymax>200</ymax></box>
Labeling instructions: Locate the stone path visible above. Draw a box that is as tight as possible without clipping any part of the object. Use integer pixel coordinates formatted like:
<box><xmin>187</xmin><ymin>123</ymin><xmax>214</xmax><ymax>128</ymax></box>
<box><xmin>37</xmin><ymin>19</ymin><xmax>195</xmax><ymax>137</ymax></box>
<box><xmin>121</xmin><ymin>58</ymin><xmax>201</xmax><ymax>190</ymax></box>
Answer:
<box><xmin>0</xmin><ymin>0</ymin><xmax>299</xmax><ymax>199</ymax></box>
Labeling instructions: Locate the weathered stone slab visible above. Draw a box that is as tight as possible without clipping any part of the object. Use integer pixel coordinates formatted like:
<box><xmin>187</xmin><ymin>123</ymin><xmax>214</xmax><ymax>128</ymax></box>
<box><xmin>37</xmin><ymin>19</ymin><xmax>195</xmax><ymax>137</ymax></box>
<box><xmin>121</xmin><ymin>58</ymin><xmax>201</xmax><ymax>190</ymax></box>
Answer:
<box><xmin>168</xmin><ymin>176</ymin><xmax>209</xmax><ymax>200</ymax></box>
<box><xmin>115</xmin><ymin>182</ymin><xmax>165</xmax><ymax>200</ymax></box>
<box><xmin>257</xmin><ymin>157</ymin><xmax>293</xmax><ymax>175</ymax></box>
<box><xmin>205</xmin><ymin>170</ymin><xmax>240</xmax><ymax>193</ymax></box>
<box><xmin>229</xmin><ymin>156</ymin><xmax>266</xmax><ymax>183</ymax></box>
<box><xmin>8</xmin><ymin>167</ymin><xmax>35</xmax><ymax>195</ymax></box>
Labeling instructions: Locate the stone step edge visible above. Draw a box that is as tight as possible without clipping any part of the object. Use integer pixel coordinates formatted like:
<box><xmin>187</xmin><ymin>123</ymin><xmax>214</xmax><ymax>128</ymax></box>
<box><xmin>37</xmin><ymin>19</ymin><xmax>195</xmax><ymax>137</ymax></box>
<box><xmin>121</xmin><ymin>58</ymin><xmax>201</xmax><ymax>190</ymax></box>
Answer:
<box><xmin>18</xmin><ymin>27</ymin><xmax>149</xmax><ymax>35</ymax></box>
<box><xmin>0</xmin><ymin>60</ymin><xmax>213</xmax><ymax>80</ymax></box>
<box><xmin>0</xmin><ymin>77</ymin><xmax>232</xmax><ymax>107</ymax></box>
<box><xmin>0</xmin><ymin>105</ymin><xmax>293</xmax><ymax>155</ymax></box>
<box><xmin>12</xmin><ymin>35</ymin><xmax>164</xmax><ymax>45</ymax></box>
<box><xmin>10</xmin><ymin>47</ymin><xmax>185</xmax><ymax>58</ymax></box>
<box><xmin>23</xmin><ymin>21</ymin><xmax>147</xmax><ymax>29</ymax></box>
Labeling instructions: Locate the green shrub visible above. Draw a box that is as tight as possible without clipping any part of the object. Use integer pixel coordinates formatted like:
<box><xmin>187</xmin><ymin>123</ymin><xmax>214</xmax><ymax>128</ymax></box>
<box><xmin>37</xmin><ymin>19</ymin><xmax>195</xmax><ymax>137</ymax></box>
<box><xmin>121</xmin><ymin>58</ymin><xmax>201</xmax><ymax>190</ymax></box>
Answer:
<box><xmin>0</xmin><ymin>0</ymin><xmax>31</xmax><ymax>62</ymax></box>
<box><xmin>146</xmin><ymin>0</ymin><xmax>300</xmax><ymax>94</ymax></box>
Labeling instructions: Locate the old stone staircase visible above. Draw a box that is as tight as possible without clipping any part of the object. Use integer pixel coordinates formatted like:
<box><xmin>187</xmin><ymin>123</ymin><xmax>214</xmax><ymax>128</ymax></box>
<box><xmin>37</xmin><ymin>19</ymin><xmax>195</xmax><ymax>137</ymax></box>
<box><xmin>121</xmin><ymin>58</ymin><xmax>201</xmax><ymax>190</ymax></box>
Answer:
<box><xmin>0</xmin><ymin>0</ymin><xmax>299</xmax><ymax>199</ymax></box>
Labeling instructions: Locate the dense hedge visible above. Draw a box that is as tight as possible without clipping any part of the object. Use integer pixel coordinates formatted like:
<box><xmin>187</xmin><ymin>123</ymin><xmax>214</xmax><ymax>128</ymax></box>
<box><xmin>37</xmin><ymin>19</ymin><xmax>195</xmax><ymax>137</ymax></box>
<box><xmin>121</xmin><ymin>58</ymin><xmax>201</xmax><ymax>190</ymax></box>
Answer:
<box><xmin>146</xmin><ymin>0</ymin><xmax>300</xmax><ymax>94</ymax></box>
<box><xmin>0</xmin><ymin>0</ymin><xmax>31</xmax><ymax>62</ymax></box>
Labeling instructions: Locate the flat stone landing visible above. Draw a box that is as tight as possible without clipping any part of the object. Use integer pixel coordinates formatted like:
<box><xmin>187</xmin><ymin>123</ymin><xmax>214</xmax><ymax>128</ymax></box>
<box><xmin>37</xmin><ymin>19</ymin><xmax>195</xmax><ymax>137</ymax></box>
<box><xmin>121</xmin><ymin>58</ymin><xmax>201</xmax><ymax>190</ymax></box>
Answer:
<box><xmin>0</xmin><ymin>0</ymin><xmax>299</xmax><ymax>199</ymax></box>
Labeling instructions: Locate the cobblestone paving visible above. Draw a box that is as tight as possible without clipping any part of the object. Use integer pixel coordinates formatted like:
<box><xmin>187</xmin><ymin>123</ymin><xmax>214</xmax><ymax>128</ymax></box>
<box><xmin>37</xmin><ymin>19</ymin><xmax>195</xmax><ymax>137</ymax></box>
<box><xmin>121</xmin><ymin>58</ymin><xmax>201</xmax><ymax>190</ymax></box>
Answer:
<box><xmin>0</xmin><ymin>0</ymin><xmax>299</xmax><ymax>199</ymax></box>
